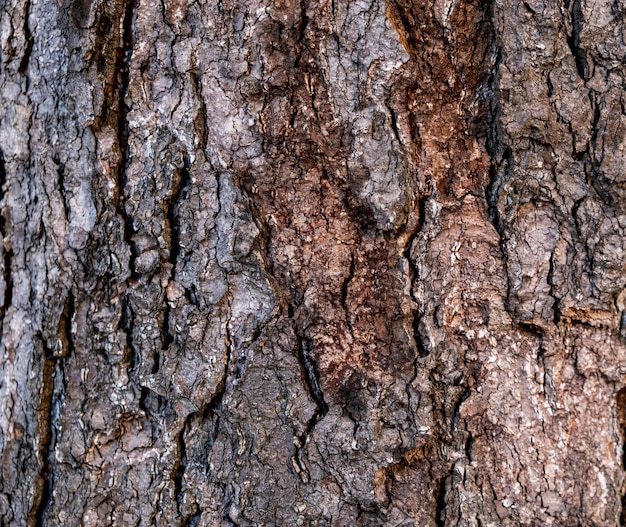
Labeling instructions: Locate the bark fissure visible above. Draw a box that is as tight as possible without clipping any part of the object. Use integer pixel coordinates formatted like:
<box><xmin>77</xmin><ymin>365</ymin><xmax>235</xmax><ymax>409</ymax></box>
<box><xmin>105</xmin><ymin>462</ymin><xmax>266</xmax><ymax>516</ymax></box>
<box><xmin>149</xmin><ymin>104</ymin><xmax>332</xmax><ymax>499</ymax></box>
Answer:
<box><xmin>120</xmin><ymin>293</ymin><xmax>139</xmax><ymax>376</ymax></box>
<box><xmin>166</xmin><ymin>154</ymin><xmax>191</xmax><ymax>267</ymax></box>
<box><xmin>617</xmin><ymin>388</ymin><xmax>626</xmax><ymax>525</ymax></box>
<box><xmin>0</xmin><ymin>147</ymin><xmax>6</xmax><ymax>194</ymax></box>
<box><xmin>295</xmin><ymin>331</ymin><xmax>328</xmax><ymax>454</ymax></box>
<box><xmin>1</xmin><ymin>248</ymin><xmax>13</xmax><ymax>322</ymax></box>
<box><xmin>450</xmin><ymin>386</ymin><xmax>471</xmax><ymax>433</ymax></box>
<box><xmin>189</xmin><ymin>71</ymin><xmax>208</xmax><ymax>152</ymax></box>
<box><xmin>172</xmin><ymin>322</ymin><xmax>232</xmax><ymax>521</ymax></box>
<box><xmin>53</xmin><ymin>158</ymin><xmax>70</xmax><ymax>222</ymax></box>
<box><xmin>385</xmin><ymin>101</ymin><xmax>403</xmax><ymax>146</ymax></box>
<box><xmin>18</xmin><ymin>0</ymin><xmax>33</xmax><ymax>75</ymax></box>
<box><xmin>587</xmin><ymin>93</ymin><xmax>614</xmax><ymax>208</ymax></box>
<box><xmin>547</xmin><ymin>250</ymin><xmax>561</xmax><ymax>324</ymax></box>
<box><xmin>172</xmin><ymin>421</ymin><xmax>189</xmax><ymax>507</ymax></box>
<box><xmin>434</xmin><ymin>474</ymin><xmax>448</xmax><ymax>527</ymax></box>
<box><xmin>340</xmin><ymin>251</ymin><xmax>355</xmax><ymax>337</ymax></box>
<box><xmin>404</xmin><ymin>198</ymin><xmax>429</xmax><ymax>357</ymax></box>
<box><xmin>30</xmin><ymin>295</ymin><xmax>75</xmax><ymax>526</ymax></box>
<box><xmin>157</xmin><ymin>150</ymin><xmax>192</xmax><ymax>373</ymax></box>
<box><xmin>0</xmin><ymin>147</ymin><xmax>11</xmax><ymax>324</ymax></box>
<box><xmin>29</xmin><ymin>347</ymin><xmax>55</xmax><ymax>527</ymax></box>
<box><xmin>29</xmin><ymin>290</ymin><xmax>74</xmax><ymax>527</ymax></box>
<box><xmin>566</xmin><ymin>0</ymin><xmax>590</xmax><ymax>81</ymax></box>
<box><xmin>58</xmin><ymin>292</ymin><xmax>75</xmax><ymax>358</ymax></box>
<box><xmin>116</xmin><ymin>0</ymin><xmax>139</xmax><ymax>273</ymax></box>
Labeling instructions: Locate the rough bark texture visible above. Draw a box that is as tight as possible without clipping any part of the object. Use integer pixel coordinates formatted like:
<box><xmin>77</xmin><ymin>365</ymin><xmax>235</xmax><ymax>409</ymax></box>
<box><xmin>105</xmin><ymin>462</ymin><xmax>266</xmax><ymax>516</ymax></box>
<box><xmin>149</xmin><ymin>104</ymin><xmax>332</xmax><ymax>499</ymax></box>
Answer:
<box><xmin>1</xmin><ymin>0</ymin><xmax>626</xmax><ymax>525</ymax></box>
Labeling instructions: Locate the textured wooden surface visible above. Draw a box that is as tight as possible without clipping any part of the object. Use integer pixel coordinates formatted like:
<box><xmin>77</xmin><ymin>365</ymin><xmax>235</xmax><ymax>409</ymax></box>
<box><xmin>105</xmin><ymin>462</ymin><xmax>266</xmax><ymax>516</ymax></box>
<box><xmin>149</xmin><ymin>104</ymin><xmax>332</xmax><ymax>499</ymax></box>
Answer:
<box><xmin>1</xmin><ymin>0</ymin><xmax>626</xmax><ymax>525</ymax></box>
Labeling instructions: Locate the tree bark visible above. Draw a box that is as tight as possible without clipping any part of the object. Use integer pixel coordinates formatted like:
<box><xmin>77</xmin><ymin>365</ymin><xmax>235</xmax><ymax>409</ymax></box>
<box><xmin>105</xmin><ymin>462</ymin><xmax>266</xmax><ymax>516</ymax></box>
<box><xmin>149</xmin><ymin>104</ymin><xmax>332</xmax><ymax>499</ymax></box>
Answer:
<box><xmin>1</xmin><ymin>0</ymin><xmax>626</xmax><ymax>525</ymax></box>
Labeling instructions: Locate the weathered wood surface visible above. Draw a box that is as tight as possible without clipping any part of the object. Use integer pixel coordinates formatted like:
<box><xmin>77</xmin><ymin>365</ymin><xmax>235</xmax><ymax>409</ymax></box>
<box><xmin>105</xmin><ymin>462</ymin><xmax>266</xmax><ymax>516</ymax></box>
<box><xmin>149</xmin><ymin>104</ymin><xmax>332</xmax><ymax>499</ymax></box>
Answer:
<box><xmin>1</xmin><ymin>0</ymin><xmax>626</xmax><ymax>525</ymax></box>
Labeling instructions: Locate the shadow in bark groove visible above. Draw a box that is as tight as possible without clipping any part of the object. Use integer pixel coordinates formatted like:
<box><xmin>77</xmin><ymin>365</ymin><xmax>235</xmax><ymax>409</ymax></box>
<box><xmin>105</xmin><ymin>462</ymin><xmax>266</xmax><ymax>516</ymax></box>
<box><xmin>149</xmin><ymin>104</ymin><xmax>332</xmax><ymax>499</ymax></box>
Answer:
<box><xmin>29</xmin><ymin>340</ymin><xmax>55</xmax><ymax>527</ymax></box>
<box><xmin>18</xmin><ymin>0</ymin><xmax>33</xmax><ymax>75</ymax></box>
<box><xmin>115</xmin><ymin>0</ymin><xmax>140</xmax><ymax>275</ymax></box>
<box><xmin>294</xmin><ymin>329</ymin><xmax>328</xmax><ymax>468</ymax></box>
<box><xmin>0</xmin><ymin>147</ymin><xmax>11</xmax><ymax>325</ymax></box>
<box><xmin>616</xmin><ymin>387</ymin><xmax>626</xmax><ymax>525</ymax></box>
<box><xmin>29</xmin><ymin>292</ymin><xmax>74</xmax><ymax>527</ymax></box>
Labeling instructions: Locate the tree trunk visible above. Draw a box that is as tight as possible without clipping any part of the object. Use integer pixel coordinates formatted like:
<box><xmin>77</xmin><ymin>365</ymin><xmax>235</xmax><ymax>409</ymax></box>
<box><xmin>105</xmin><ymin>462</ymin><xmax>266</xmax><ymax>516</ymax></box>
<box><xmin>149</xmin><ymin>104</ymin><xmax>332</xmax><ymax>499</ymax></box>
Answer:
<box><xmin>1</xmin><ymin>0</ymin><xmax>626</xmax><ymax>525</ymax></box>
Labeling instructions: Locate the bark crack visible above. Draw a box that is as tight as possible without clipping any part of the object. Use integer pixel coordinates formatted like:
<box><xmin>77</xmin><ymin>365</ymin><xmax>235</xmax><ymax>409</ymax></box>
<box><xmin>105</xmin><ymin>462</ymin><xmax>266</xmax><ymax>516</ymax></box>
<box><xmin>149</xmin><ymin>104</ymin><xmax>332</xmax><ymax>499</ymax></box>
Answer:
<box><xmin>434</xmin><ymin>474</ymin><xmax>448</xmax><ymax>527</ymax></box>
<box><xmin>0</xmin><ymin>243</ymin><xmax>11</xmax><ymax>324</ymax></box>
<box><xmin>18</xmin><ymin>0</ymin><xmax>33</xmax><ymax>75</ymax></box>
<box><xmin>0</xmin><ymin>148</ymin><xmax>12</xmax><ymax>326</ymax></box>
<box><xmin>547</xmin><ymin>249</ymin><xmax>561</xmax><ymax>324</ymax></box>
<box><xmin>405</xmin><ymin>196</ymin><xmax>429</xmax><ymax>357</ymax></box>
<box><xmin>57</xmin><ymin>162</ymin><xmax>70</xmax><ymax>221</ymax></box>
<box><xmin>166</xmin><ymin>153</ymin><xmax>191</xmax><ymax>268</ymax></box>
<box><xmin>294</xmin><ymin>329</ymin><xmax>328</xmax><ymax>474</ymax></box>
<box><xmin>617</xmin><ymin>390</ymin><xmax>626</xmax><ymax>501</ymax></box>
<box><xmin>340</xmin><ymin>251</ymin><xmax>355</xmax><ymax>339</ymax></box>
<box><xmin>565</xmin><ymin>0</ymin><xmax>590</xmax><ymax>81</ymax></box>
<box><xmin>157</xmin><ymin>154</ymin><xmax>191</xmax><ymax>372</ymax></box>
<box><xmin>116</xmin><ymin>0</ymin><xmax>139</xmax><ymax>274</ymax></box>
<box><xmin>29</xmin><ymin>293</ymin><xmax>74</xmax><ymax>527</ymax></box>
<box><xmin>120</xmin><ymin>293</ymin><xmax>140</xmax><ymax>376</ymax></box>
<box><xmin>385</xmin><ymin>100</ymin><xmax>403</xmax><ymax>145</ymax></box>
<box><xmin>172</xmin><ymin>317</ymin><xmax>232</xmax><ymax>523</ymax></box>
<box><xmin>29</xmin><ymin>343</ymin><xmax>55</xmax><ymax>527</ymax></box>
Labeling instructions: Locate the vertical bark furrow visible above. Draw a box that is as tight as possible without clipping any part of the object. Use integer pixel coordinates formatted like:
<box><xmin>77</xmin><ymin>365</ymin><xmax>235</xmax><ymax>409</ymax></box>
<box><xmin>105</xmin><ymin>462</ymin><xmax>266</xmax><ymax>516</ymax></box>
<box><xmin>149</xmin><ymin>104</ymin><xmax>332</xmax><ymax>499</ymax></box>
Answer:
<box><xmin>28</xmin><ymin>343</ymin><xmax>54</xmax><ymax>527</ymax></box>
<box><xmin>116</xmin><ymin>0</ymin><xmax>140</xmax><ymax>274</ymax></box>
<box><xmin>0</xmin><ymin>148</ymin><xmax>10</xmax><ymax>326</ymax></box>
<box><xmin>295</xmin><ymin>331</ymin><xmax>329</xmax><ymax>451</ymax></box>
<box><xmin>17</xmin><ymin>0</ymin><xmax>32</xmax><ymax>75</ymax></box>
<box><xmin>566</xmin><ymin>0</ymin><xmax>590</xmax><ymax>81</ymax></box>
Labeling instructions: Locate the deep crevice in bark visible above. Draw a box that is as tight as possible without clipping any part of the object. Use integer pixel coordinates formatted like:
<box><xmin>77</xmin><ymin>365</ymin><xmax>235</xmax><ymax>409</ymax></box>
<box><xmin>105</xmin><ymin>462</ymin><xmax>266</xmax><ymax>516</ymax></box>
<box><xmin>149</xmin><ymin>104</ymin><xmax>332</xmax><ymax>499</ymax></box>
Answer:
<box><xmin>0</xmin><ymin>147</ymin><xmax>6</xmax><ymax>195</ymax></box>
<box><xmin>173</xmin><ymin>389</ymin><xmax>227</xmax><ymax>524</ymax></box>
<box><xmin>58</xmin><ymin>292</ymin><xmax>75</xmax><ymax>358</ymax></box>
<box><xmin>116</xmin><ymin>0</ymin><xmax>139</xmax><ymax>274</ymax></box>
<box><xmin>30</xmin><ymin>350</ymin><xmax>54</xmax><ymax>527</ymax></box>
<box><xmin>294</xmin><ymin>330</ymin><xmax>328</xmax><ymax>457</ymax></box>
<box><xmin>181</xmin><ymin>511</ymin><xmax>201</xmax><ymax>527</ymax></box>
<box><xmin>566</xmin><ymin>0</ymin><xmax>590</xmax><ymax>81</ymax></box>
<box><xmin>30</xmin><ymin>295</ymin><xmax>75</xmax><ymax>525</ymax></box>
<box><xmin>464</xmin><ymin>433</ymin><xmax>475</xmax><ymax>464</ymax></box>
<box><xmin>18</xmin><ymin>0</ymin><xmax>33</xmax><ymax>75</ymax></box>
<box><xmin>485</xmin><ymin>142</ymin><xmax>513</xmax><ymax>306</ymax></box>
<box><xmin>189</xmin><ymin>71</ymin><xmax>208</xmax><ymax>152</ymax></box>
<box><xmin>167</xmin><ymin>154</ymin><xmax>191</xmax><ymax>267</ymax></box>
<box><xmin>340</xmin><ymin>251</ymin><xmax>355</xmax><ymax>337</ymax></box>
<box><xmin>172</xmin><ymin>326</ymin><xmax>231</xmax><ymax>522</ymax></box>
<box><xmin>547</xmin><ymin>250</ymin><xmax>561</xmax><ymax>324</ymax></box>
<box><xmin>120</xmin><ymin>292</ymin><xmax>140</xmax><ymax>375</ymax></box>
<box><xmin>298</xmin><ymin>0</ymin><xmax>309</xmax><ymax>43</ymax></box>
<box><xmin>0</xmin><ymin>148</ymin><xmax>11</xmax><ymax>324</ymax></box>
<box><xmin>587</xmin><ymin>93</ymin><xmax>614</xmax><ymax>209</ymax></box>
<box><xmin>405</xmin><ymin>196</ymin><xmax>429</xmax><ymax>357</ymax></box>
<box><xmin>616</xmin><ymin>387</ymin><xmax>626</xmax><ymax>525</ymax></box>
<box><xmin>159</xmin><ymin>153</ymin><xmax>191</xmax><ymax>373</ymax></box>
<box><xmin>158</xmin><ymin>304</ymin><xmax>171</xmax><ymax>373</ymax></box>
<box><xmin>386</xmin><ymin>101</ymin><xmax>403</xmax><ymax>145</ymax></box>
<box><xmin>172</xmin><ymin>422</ymin><xmax>189</xmax><ymax>506</ymax></box>
<box><xmin>1</xmin><ymin>247</ymin><xmax>12</xmax><ymax>323</ymax></box>
<box><xmin>53</xmin><ymin>157</ymin><xmax>70</xmax><ymax>221</ymax></box>
<box><xmin>434</xmin><ymin>474</ymin><xmax>448</xmax><ymax>527</ymax></box>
